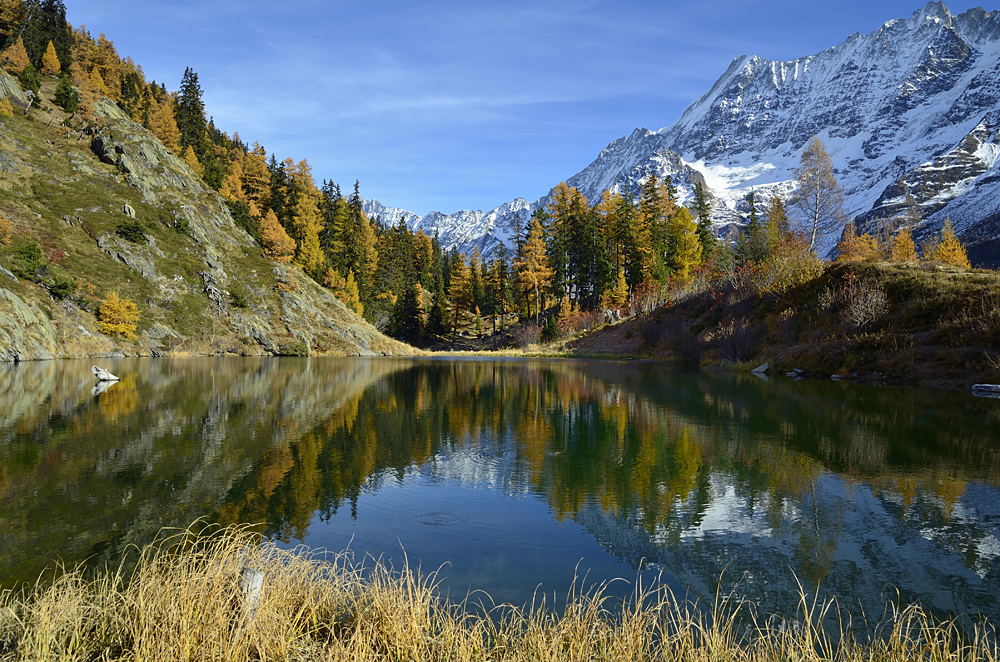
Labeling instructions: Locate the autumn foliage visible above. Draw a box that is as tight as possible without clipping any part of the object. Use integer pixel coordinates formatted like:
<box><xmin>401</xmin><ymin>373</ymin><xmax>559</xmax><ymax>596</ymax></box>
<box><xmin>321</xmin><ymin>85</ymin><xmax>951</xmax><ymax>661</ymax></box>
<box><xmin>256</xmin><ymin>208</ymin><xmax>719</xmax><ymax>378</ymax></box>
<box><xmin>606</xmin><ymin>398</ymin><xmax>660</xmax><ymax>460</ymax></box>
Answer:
<box><xmin>260</xmin><ymin>209</ymin><xmax>295</xmax><ymax>263</ymax></box>
<box><xmin>98</xmin><ymin>291</ymin><xmax>140</xmax><ymax>340</ymax></box>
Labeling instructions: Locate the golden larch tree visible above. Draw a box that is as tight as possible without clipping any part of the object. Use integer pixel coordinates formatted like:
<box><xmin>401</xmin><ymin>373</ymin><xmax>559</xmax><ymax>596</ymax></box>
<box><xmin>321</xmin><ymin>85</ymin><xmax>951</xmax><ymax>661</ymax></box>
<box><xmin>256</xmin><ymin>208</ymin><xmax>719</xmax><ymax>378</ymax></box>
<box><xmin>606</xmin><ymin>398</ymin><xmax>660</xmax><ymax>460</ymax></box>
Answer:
<box><xmin>0</xmin><ymin>36</ymin><xmax>28</xmax><ymax>75</ymax></box>
<box><xmin>515</xmin><ymin>216</ymin><xmax>554</xmax><ymax>325</ymax></box>
<box><xmin>182</xmin><ymin>145</ymin><xmax>203</xmax><ymax>177</ymax></box>
<box><xmin>836</xmin><ymin>223</ymin><xmax>881</xmax><ymax>262</ymax></box>
<box><xmin>98</xmin><ymin>291</ymin><xmax>141</xmax><ymax>340</ymax></box>
<box><xmin>668</xmin><ymin>206</ymin><xmax>702</xmax><ymax>280</ymax></box>
<box><xmin>41</xmin><ymin>40</ymin><xmax>60</xmax><ymax>76</ymax></box>
<box><xmin>261</xmin><ymin>209</ymin><xmax>296</xmax><ymax>263</ymax></box>
<box><xmin>448</xmin><ymin>255</ymin><xmax>472</xmax><ymax>345</ymax></box>
<box><xmin>148</xmin><ymin>97</ymin><xmax>180</xmax><ymax>153</ymax></box>
<box><xmin>93</xmin><ymin>34</ymin><xmax>122</xmax><ymax>102</ymax></box>
<box><xmin>923</xmin><ymin>218</ymin><xmax>970</xmax><ymax>268</ymax></box>
<box><xmin>0</xmin><ymin>0</ymin><xmax>25</xmax><ymax>45</ymax></box>
<box><xmin>888</xmin><ymin>225</ymin><xmax>918</xmax><ymax>262</ymax></box>
<box><xmin>88</xmin><ymin>67</ymin><xmax>108</xmax><ymax>98</ymax></box>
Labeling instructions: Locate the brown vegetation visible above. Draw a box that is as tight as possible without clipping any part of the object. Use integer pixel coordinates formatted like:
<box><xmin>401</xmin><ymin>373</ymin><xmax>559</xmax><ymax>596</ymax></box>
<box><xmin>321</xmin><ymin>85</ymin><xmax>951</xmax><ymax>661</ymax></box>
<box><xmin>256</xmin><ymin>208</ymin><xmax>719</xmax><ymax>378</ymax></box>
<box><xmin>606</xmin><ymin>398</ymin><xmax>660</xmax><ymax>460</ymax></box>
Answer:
<box><xmin>0</xmin><ymin>523</ymin><xmax>995</xmax><ymax>662</ymax></box>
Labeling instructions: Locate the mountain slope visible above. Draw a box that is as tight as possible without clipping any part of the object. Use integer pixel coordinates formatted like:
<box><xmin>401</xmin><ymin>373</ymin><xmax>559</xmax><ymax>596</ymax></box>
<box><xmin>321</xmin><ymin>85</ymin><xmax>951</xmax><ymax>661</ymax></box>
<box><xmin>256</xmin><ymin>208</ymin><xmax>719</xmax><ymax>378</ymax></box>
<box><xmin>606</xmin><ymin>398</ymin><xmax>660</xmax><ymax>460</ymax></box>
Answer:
<box><xmin>0</xmin><ymin>73</ymin><xmax>409</xmax><ymax>361</ymax></box>
<box><xmin>370</xmin><ymin>2</ymin><xmax>1000</xmax><ymax>262</ymax></box>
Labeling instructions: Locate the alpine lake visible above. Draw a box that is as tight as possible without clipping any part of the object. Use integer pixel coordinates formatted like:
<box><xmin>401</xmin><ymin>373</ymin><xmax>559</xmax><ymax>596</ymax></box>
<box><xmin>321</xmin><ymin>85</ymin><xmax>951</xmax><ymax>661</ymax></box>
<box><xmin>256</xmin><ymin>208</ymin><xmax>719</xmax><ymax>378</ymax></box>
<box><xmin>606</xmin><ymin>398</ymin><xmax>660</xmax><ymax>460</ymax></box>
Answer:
<box><xmin>2</xmin><ymin>357</ymin><xmax>999</xmax><ymax>629</ymax></box>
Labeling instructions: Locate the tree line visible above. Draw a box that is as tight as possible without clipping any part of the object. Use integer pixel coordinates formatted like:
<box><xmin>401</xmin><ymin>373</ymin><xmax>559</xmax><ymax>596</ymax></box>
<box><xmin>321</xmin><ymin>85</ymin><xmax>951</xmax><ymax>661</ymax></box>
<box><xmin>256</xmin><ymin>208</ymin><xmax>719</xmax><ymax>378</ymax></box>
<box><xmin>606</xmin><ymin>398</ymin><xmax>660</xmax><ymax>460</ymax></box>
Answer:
<box><xmin>0</xmin><ymin>3</ymin><xmax>973</xmax><ymax>347</ymax></box>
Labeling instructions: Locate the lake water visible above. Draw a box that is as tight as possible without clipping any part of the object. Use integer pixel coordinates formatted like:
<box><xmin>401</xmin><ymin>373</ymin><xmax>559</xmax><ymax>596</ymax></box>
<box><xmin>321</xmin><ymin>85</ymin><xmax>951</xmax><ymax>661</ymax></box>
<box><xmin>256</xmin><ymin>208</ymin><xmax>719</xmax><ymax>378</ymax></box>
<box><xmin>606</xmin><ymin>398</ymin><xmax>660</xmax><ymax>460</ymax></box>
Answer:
<box><xmin>1</xmin><ymin>357</ymin><xmax>998</xmax><ymax>624</ymax></box>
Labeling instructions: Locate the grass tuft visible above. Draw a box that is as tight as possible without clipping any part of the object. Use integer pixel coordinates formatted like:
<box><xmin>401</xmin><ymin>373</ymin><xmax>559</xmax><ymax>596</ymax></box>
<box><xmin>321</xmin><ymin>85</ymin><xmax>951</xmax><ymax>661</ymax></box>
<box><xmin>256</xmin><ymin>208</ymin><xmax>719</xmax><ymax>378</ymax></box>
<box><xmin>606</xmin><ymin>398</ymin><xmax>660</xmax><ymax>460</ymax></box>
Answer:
<box><xmin>0</xmin><ymin>523</ymin><xmax>996</xmax><ymax>661</ymax></box>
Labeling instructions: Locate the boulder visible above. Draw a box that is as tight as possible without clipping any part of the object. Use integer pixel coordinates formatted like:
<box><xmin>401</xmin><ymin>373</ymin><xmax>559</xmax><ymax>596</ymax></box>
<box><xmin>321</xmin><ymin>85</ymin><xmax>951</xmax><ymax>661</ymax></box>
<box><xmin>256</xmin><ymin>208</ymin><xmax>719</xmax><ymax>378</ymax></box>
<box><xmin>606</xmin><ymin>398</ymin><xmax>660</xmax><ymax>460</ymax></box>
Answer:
<box><xmin>92</xmin><ymin>365</ymin><xmax>120</xmax><ymax>382</ymax></box>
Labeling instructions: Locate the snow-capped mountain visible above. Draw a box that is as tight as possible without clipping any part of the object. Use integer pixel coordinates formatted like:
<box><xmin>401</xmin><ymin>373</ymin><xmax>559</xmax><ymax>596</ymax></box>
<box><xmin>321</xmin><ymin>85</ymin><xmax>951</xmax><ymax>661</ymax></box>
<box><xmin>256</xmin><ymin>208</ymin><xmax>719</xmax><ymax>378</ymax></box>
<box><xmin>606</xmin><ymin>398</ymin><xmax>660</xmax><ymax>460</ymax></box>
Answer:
<box><xmin>368</xmin><ymin>1</ymin><xmax>1000</xmax><ymax>260</ymax></box>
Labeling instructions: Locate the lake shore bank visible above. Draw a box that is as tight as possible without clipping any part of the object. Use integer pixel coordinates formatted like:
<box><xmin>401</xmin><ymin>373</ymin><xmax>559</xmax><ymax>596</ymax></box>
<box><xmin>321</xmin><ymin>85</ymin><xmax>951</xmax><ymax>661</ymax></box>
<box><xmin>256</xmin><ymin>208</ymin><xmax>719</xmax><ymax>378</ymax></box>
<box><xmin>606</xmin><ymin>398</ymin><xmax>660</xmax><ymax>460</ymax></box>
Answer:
<box><xmin>2</xmin><ymin>524</ymin><xmax>995</xmax><ymax>662</ymax></box>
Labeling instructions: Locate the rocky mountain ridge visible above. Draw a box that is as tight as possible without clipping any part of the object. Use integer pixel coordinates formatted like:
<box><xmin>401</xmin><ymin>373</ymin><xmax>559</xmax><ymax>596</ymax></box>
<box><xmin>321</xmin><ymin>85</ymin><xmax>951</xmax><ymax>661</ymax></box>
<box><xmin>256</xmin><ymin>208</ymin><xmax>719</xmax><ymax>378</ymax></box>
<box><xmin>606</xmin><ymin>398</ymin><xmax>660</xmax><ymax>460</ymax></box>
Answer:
<box><xmin>0</xmin><ymin>72</ymin><xmax>408</xmax><ymax>361</ymax></box>
<box><xmin>367</xmin><ymin>1</ymin><xmax>1000</xmax><ymax>262</ymax></box>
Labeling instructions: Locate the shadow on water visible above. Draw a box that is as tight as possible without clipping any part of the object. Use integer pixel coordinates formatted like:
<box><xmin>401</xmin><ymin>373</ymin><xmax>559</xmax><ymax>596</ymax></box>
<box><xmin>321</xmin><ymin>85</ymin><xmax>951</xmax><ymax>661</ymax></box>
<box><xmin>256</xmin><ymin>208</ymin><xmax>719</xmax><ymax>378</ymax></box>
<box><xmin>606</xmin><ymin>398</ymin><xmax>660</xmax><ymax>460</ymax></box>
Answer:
<box><xmin>0</xmin><ymin>356</ymin><xmax>998</xmax><ymax>628</ymax></box>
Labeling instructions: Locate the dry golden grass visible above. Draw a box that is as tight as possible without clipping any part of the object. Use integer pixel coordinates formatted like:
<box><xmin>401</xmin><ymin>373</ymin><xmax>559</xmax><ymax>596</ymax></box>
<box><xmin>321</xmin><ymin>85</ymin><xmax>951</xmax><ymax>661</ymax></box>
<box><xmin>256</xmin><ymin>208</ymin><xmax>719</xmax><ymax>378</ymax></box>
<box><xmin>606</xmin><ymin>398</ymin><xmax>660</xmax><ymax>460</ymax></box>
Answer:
<box><xmin>0</xmin><ymin>523</ymin><xmax>996</xmax><ymax>661</ymax></box>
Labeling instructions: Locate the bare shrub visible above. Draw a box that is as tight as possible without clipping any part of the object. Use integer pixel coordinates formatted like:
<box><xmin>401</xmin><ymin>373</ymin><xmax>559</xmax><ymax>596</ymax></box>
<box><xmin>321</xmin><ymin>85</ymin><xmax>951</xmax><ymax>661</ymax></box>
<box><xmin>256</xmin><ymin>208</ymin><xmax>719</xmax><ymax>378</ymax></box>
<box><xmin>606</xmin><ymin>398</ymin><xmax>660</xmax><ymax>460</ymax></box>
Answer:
<box><xmin>840</xmin><ymin>272</ymin><xmax>888</xmax><ymax>329</ymax></box>
<box><xmin>513</xmin><ymin>323</ymin><xmax>541</xmax><ymax>347</ymax></box>
<box><xmin>709</xmin><ymin>318</ymin><xmax>764</xmax><ymax>362</ymax></box>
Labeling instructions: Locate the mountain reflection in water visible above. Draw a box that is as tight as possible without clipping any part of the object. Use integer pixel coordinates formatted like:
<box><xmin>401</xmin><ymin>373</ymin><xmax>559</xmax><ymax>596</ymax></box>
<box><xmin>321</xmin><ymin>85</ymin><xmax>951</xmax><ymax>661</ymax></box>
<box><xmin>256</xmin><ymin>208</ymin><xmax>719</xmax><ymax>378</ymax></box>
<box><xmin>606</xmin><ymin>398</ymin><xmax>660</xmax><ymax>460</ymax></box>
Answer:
<box><xmin>1</xmin><ymin>357</ymin><xmax>998</xmax><ymax>623</ymax></box>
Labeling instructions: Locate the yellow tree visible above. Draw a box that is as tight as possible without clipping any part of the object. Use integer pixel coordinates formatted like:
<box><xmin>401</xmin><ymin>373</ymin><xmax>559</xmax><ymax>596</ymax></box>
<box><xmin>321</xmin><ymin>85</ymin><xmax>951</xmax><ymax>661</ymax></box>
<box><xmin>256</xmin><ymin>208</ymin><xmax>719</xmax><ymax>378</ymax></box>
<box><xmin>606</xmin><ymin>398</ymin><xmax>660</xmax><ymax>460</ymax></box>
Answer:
<box><xmin>41</xmin><ymin>40</ymin><xmax>60</xmax><ymax>76</ymax></box>
<box><xmin>261</xmin><ymin>209</ymin><xmax>296</xmax><ymax>263</ymax></box>
<box><xmin>68</xmin><ymin>60</ymin><xmax>96</xmax><ymax>121</ymax></box>
<box><xmin>219</xmin><ymin>156</ymin><xmax>246</xmax><ymax>203</ymax></box>
<box><xmin>182</xmin><ymin>145</ymin><xmax>203</xmax><ymax>177</ymax></box>
<box><xmin>242</xmin><ymin>142</ymin><xmax>271</xmax><ymax>215</ymax></box>
<box><xmin>888</xmin><ymin>225</ymin><xmax>918</xmax><ymax>262</ymax></box>
<box><xmin>448</xmin><ymin>255</ymin><xmax>472</xmax><ymax>346</ymax></box>
<box><xmin>836</xmin><ymin>223</ymin><xmax>880</xmax><ymax>262</ymax></box>
<box><xmin>0</xmin><ymin>36</ymin><xmax>28</xmax><ymax>75</ymax></box>
<box><xmin>611</xmin><ymin>265</ymin><xmax>629</xmax><ymax>308</ymax></box>
<box><xmin>98</xmin><ymin>291</ymin><xmax>140</xmax><ymax>340</ymax></box>
<box><xmin>148</xmin><ymin>97</ymin><xmax>180</xmax><ymax>153</ymax></box>
<box><xmin>0</xmin><ymin>0</ymin><xmax>25</xmax><ymax>46</ymax></box>
<box><xmin>88</xmin><ymin>67</ymin><xmax>108</xmax><ymax>98</ymax></box>
<box><xmin>668</xmin><ymin>207</ymin><xmax>702</xmax><ymax>280</ymax></box>
<box><xmin>923</xmin><ymin>218</ymin><xmax>970</xmax><ymax>268</ymax></box>
<box><xmin>93</xmin><ymin>34</ymin><xmax>122</xmax><ymax>102</ymax></box>
<box><xmin>515</xmin><ymin>216</ymin><xmax>554</xmax><ymax>325</ymax></box>
<box><xmin>289</xmin><ymin>159</ymin><xmax>325</xmax><ymax>275</ymax></box>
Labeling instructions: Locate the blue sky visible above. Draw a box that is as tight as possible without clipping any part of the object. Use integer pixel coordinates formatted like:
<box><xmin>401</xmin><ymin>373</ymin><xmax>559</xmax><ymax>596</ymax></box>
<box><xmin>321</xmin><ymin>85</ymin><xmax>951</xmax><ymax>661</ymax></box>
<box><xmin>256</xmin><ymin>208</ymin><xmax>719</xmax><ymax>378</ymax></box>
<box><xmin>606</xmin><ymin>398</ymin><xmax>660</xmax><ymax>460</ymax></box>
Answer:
<box><xmin>67</xmin><ymin>1</ymin><xmax>987</xmax><ymax>216</ymax></box>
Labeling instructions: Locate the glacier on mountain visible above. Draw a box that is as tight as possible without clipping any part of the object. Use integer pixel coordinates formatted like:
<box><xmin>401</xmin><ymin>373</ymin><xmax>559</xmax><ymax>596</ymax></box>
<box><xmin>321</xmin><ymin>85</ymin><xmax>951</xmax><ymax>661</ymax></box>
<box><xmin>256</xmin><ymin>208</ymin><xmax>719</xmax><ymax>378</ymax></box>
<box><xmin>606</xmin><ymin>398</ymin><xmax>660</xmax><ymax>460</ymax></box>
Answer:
<box><xmin>366</xmin><ymin>1</ymin><xmax>1000</xmax><ymax>261</ymax></box>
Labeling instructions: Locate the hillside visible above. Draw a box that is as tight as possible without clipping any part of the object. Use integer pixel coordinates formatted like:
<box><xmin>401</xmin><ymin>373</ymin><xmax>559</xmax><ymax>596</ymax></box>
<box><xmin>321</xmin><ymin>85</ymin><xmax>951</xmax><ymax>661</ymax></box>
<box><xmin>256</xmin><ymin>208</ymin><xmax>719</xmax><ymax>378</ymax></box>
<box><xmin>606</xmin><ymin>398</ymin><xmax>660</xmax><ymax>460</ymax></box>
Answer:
<box><xmin>0</xmin><ymin>72</ymin><xmax>409</xmax><ymax>361</ymax></box>
<box><xmin>568</xmin><ymin>261</ymin><xmax>1000</xmax><ymax>390</ymax></box>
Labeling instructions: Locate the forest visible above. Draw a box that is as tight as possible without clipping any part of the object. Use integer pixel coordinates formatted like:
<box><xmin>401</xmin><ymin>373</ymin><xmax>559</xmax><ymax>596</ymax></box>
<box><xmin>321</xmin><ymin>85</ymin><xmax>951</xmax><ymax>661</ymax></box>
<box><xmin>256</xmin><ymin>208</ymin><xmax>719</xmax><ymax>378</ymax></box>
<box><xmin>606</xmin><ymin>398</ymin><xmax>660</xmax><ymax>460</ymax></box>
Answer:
<box><xmin>0</xmin><ymin>0</ymin><xmax>976</xmax><ymax>352</ymax></box>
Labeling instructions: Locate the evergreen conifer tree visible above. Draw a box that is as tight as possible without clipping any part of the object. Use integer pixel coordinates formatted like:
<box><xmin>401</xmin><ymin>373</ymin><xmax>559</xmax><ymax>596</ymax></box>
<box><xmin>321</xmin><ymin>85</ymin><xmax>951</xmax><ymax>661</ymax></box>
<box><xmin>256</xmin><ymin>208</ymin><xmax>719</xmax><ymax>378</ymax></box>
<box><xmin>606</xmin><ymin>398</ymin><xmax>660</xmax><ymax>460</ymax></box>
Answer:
<box><xmin>693</xmin><ymin>182</ymin><xmax>715</xmax><ymax>261</ymax></box>
<box><xmin>175</xmin><ymin>67</ymin><xmax>208</xmax><ymax>157</ymax></box>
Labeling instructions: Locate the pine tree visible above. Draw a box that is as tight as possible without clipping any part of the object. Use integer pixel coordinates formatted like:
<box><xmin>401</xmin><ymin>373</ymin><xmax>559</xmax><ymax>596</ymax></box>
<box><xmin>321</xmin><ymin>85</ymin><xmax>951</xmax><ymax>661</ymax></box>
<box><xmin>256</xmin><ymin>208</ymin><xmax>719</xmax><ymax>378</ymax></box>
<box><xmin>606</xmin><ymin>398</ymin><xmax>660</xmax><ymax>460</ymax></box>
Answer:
<box><xmin>175</xmin><ymin>66</ymin><xmax>207</xmax><ymax>157</ymax></box>
<box><xmin>40</xmin><ymin>39</ymin><xmax>58</xmax><ymax>75</ymax></box>
<box><xmin>744</xmin><ymin>189</ymin><xmax>768</xmax><ymax>263</ymax></box>
<box><xmin>693</xmin><ymin>182</ymin><xmax>715</xmax><ymax>261</ymax></box>
<box><xmin>20</xmin><ymin>0</ymin><xmax>71</xmax><ymax>71</ymax></box>
<box><xmin>393</xmin><ymin>282</ymin><xmax>423</xmax><ymax>343</ymax></box>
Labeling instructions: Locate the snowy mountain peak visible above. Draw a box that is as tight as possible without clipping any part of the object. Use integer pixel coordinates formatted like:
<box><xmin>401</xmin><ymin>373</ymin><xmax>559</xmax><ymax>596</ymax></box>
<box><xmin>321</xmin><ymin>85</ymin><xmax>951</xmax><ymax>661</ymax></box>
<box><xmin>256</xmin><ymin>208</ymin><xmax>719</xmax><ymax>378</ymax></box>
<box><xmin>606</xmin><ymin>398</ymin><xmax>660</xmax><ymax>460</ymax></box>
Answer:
<box><xmin>369</xmin><ymin>2</ymin><xmax>1000</xmax><ymax>262</ymax></box>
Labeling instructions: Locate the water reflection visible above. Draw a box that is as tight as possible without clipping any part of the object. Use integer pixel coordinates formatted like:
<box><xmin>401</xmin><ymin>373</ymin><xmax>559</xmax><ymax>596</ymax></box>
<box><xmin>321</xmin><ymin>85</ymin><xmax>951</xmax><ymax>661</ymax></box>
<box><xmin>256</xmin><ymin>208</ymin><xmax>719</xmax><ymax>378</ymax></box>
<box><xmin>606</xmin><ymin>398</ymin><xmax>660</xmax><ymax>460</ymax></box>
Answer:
<box><xmin>0</xmin><ymin>357</ymin><xmax>998</xmax><ymax>622</ymax></box>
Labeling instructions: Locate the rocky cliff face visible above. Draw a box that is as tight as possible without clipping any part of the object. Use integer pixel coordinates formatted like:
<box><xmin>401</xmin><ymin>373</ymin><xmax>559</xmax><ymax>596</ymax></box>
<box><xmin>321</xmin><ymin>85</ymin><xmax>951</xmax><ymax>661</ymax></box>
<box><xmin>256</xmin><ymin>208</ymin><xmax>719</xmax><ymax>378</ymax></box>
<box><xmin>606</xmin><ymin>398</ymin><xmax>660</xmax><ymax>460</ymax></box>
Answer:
<box><xmin>369</xmin><ymin>2</ymin><xmax>1000</xmax><ymax>261</ymax></box>
<box><xmin>0</xmin><ymin>72</ymin><xmax>409</xmax><ymax>361</ymax></box>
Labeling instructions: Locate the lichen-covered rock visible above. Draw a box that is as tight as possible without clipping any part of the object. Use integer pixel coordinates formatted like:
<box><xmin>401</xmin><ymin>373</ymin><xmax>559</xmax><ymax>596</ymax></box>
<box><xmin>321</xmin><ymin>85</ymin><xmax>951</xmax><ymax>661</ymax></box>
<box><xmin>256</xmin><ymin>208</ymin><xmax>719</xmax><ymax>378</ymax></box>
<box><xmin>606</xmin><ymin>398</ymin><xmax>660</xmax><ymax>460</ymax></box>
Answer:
<box><xmin>0</xmin><ymin>288</ymin><xmax>57</xmax><ymax>361</ymax></box>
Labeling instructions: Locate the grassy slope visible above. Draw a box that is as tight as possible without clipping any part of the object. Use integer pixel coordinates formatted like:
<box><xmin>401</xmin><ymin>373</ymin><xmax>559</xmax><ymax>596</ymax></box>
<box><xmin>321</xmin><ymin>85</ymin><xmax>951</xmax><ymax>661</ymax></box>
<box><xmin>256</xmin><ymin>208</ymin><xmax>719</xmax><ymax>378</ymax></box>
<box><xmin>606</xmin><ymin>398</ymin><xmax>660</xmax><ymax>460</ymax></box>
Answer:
<box><xmin>0</xmin><ymin>76</ymin><xmax>410</xmax><ymax>359</ymax></box>
<box><xmin>570</xmin><ymin>261</ymin><xmax>1000</xmax><ymax>390</ymax></box>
